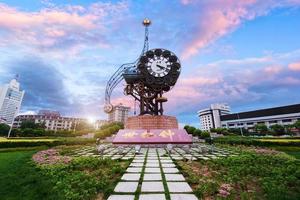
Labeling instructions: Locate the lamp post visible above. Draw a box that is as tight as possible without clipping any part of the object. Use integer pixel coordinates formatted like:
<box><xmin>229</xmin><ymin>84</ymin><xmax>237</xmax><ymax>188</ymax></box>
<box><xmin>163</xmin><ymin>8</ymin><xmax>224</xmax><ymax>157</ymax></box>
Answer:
<box><xmin>237</xmin><ymin>113</ymin><xmax>244</xmax><ymax>136</ymax></box>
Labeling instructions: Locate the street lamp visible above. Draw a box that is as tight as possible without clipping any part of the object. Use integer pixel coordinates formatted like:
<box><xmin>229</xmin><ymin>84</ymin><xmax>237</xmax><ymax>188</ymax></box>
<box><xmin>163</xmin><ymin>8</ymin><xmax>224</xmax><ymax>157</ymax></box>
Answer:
<box><xmin>237</xmin><ymin>113</ymin><xmax>244</xmax><ymax>136</ymax></box>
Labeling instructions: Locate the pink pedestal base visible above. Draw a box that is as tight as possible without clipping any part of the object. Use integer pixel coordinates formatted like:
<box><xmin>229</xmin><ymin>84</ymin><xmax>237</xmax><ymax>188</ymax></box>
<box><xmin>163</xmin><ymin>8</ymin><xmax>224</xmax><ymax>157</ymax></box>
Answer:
<box><xmin>112</xmin><ymin>129</ymin><xmax>192</xmax><ymax>144</ymax></box>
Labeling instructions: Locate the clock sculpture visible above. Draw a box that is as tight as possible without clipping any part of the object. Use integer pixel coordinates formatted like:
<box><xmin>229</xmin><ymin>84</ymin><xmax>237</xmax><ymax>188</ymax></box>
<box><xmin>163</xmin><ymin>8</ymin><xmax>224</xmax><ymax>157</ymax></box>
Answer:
<box><xmin>104</xmin><ymin>19</ymin><xmax>192</xmax><ymax>144</ymax></box>
<box><xmin>104</xmin><ymin>19</ymin><xmax>181</xmax><ymax>116</ymax></box>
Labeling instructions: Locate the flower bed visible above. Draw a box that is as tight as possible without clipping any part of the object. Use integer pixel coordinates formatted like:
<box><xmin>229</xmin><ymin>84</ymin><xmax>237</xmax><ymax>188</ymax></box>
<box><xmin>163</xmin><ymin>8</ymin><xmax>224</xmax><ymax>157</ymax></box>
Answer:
<box><xmin>32</xmin><ymin>149</ymin><xmax>72</xmax><ymax>165</ymax></box>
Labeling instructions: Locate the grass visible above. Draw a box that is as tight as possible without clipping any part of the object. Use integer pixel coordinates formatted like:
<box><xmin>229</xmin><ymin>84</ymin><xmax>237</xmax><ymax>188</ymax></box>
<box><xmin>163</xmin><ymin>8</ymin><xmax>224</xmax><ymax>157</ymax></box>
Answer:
<box><xmin>0</xmin><ymin>137</ymin><xmax>95</xmax><ymax>148</ymax></box>
<box><xmin>0</xmin><ymin>146</ymin><xmax>129</xmax><ymax>200</ymax></box>
<box><xmin>0</xmin><ymin>149</ymin><xmax>58</xmax><ymax>200</ymax></box>
<box><xmin>177</xmin><ymin>146</ymin><xmax>300</xmax><ymax>200</ymax></box>
<box><xmin>272</xmin><ymin>146</ymin><xmax>300</xmax><ymax>159</ymax></box>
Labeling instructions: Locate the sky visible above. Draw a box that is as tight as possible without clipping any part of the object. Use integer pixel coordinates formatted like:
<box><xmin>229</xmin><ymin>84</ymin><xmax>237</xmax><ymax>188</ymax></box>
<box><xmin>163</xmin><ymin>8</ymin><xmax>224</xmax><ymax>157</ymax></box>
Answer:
<box><xmin>0</xmin><ymin>0</ymin><xmax>300</xmax><ymax>127</ymax></box>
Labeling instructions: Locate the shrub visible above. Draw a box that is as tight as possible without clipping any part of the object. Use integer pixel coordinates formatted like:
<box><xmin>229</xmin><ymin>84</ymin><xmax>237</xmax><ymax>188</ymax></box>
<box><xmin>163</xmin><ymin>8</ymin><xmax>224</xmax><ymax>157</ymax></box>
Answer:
<box><xmin>193</xmin><ymin>129</ymin><xmax>202</xmax><ymax>136</ymax></box>
<box><xmin>187</xmin><ymin>126</ymin><xmax>196</xmax><ymax>134</ymax></box>
<box><xmin>200</xmin><ymin>131</ymin><xmax>210</xmax><ymax>139</ymax></box>
<box><xmin>0</xmin><ymin>123</ymin><xmax>9</xmax><ymax>136</ymax></box>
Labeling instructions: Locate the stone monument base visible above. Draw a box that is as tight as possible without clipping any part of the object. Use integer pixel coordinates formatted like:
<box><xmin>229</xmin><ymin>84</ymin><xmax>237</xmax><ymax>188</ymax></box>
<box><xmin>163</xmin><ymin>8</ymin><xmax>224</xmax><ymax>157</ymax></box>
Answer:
<box><xmin>125</xmin><ymin>115</ymin><xmax>178</xmax><ymax>131</ymax></box>
<box><xmin>112</xmin><ymin>115</ymin><xmax>192</xmax><ymax>144</ymax></box>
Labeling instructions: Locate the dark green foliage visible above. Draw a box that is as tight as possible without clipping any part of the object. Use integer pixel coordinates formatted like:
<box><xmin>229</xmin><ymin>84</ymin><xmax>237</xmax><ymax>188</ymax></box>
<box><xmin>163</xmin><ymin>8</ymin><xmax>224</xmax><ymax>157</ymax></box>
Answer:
<box><xmin>0</xmin><ymin>149</ymin><xmax>129</xmax><ymax>200</ymax></box>
<box><xmin>254</xmin><ymin>124</ymin><xmax>269</xmax><ymax>134</ymax></box>
<box><xmin>270</xmin><ymin>124</ymin><xmax>285</xmax><ymax>135</ymax></box>
<box><xmin>200</xmin><ymin>131</ymin><xmax>210</xmax><ymax>138</ymax></box>
<box><xmin>0</xmin><ymin>123</ymin><xmax>9</xmax><ymax>136</ymax></box>
<box><xmin>94</xmin><ymin>122</ymin><xmax>123</xmax><ymax>139</ymax></box>
<box><xmin>178</xmin><ymin>147</ymin><xmax>300</xmax><ymax>200</ymax></box>
<box><xmin>20</xmin><ymin>120</ymin><xmax>46</xmax><ymax>129</ymax></box>
<box><xmin>193</xmin><ymin>129</ymin><xmax>202</xmax><ymax>136</ymax></box>
<box><xmin>0</xmin><ymin>138</ymin><xmax>96</xmax><ymax>148</ymax></box>
<box><xmin>187</xmin><ymin>126</ymin><xmax>196</xmax><ymax>134</ymax></box>
<box><xmin>214</xmin><ymin>136</ymin><xmax>300</xmax><ymax>147</ymax></box>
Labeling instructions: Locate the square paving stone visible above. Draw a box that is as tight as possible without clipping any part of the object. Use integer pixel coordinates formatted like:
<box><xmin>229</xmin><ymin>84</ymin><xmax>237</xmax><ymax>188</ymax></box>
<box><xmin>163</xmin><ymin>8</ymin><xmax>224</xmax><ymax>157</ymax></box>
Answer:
<box><xmin>146</xmin><ymin>163</ymin><xmax>160</xmax><ymax>167</ymax></box>
<box><xmin>163</xmin><ymin>168</ymin><xmax>179</xmax><ymax>173</ymax></box>
<box><xmin>126</xmin><ymin>167</ymin><xmax>142</xmax><ymax>173</ymax></box>
<box><xmin>130</xmin><ymin>163</ymin><xmax>144</xmax><ymax>167</ymax></box>
<box><xmin>162</xmin><ymin>163</ymin><xmax>176</xmax><ymax>168</ymax></box>
<box><xmin>141</xmin><ymin>181</ymin><xmax>164</xmax><ymax>192</ymax></box>
<box><xmin>167</xmin><ymin>182</ymin><xmax>193</xmax><ymax>193</ymax></box>
<box><xmin>147</xmin><ymin>159</ymin><xmax>159</xmax><ymax>163</ymax></box>
<box><xmin>160</xmin><ymin>160</ymin><xmax>173</xmax><ymax>163</ymax></box>
<box><xmin>114</xmin><ymin>182</ymin><xmax>139</xmax><ymax>192</ymax></box>
<box><xmin>121</xmin><ymin>173</ymin><xmax>141</xmax><ymax>181</ymax></box>
<box><xmin>143</xmin><ymin>173</ymin><xmax>162</xmax><ymax>181</ymax></box>
<box><xmin>108</xmin><ymin>195</ymin><xmax>135</xmax><ymax>200</ymax></box>
<box><xmin>170</xmin><ymin>194</ymin><xmax>198</xmax><ymax>200</ymax></box>
<box><xmin>132</xmin><ymin>160</ymin><xmax>145</xmax><ymax>163</ymax></box>
<box><xmin>145</xmin><ymin>167</ymin><xmax>161</xmax><ymax>173</ymax></box>
<box><xmin>139</xmin><ymin>194</ymin><xmax>166</xmax><ymax>200</ymax></box>
<box><xmin>165</xmin><ymin>174</ymin><xmax>185</xmax><ymax>181</ymax></box>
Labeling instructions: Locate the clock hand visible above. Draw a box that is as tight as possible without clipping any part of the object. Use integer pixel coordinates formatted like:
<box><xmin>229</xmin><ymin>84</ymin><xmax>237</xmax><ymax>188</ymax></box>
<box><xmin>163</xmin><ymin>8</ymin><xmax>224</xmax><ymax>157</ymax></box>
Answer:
<box><xmin>157</xmin><ymin>64</ymin><xmax>165</xmax><ymax>69</ymax></box>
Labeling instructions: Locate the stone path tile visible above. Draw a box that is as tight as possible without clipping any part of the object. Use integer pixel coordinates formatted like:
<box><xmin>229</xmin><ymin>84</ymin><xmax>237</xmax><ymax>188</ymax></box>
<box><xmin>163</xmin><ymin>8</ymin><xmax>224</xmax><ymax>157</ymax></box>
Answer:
<box><xmin>143</xmin><ymin>173</ymin><xmax>162</xmax><ymax>181</ymax></box>
<box><xmin>130</xmin><ymin>163</ymin><xmax>144</xmax><ymax>167</ymax></box>
<box><xmin>163</xmin><ymin>168</ymin><xmax>179</xmax><ymax>173</ymax></box>
<box><xmin>114</xmin><ymin>182</ymin><xmax>139</xmax><ymax>193</ymax></box>
<box><xmin>146</xmin><ymin>163</ymin><xmax>160</xmax><ymax>167</ymax></box>
<box><xmin>162</xmin><ymin>163</ymin><xmax>176</xmax><ymax>168</ymax></box>
<box><xmin>165</xmin><ymin>174</ymin><xmax>185</xmax><ymax>181</ymax></box>
<box><xmin>108</xmin><ymin>195</ymin><xmax>135</xmax><ymax>200</ymax></box>
<box><xmin>170</xmin><ymin>194</ymin><xmax>198</xmax><ymax>200</ymax></box>
<box><xmin>160</xmin><ymin>160</ymin><xmax>173</xmax><ymax>163</ymax></box>
<box><xmin>141</xmin><ymin>181</ymin><xmax>164</xmax><ymax>192</ymax></box>
<box><xmin>167</xmin><ymin>182</ymin><xmax>193</xmax><ymax>193</ymax></box>
<box><xmin>145</xmin><ymin>167</ymin><xmax>161</xmax><ymax>173</ymax></box>
<box><xmin>126</xmin><ymin>167</ymin><xmax>142</xmax><ymax>173</ymax></box>
<box><xmin>147</xmin><ymin>159</ymin><xmax>159</xmax><ymax>163</ymax></box>
<box><xmin>139</xmin><ymin>194</ymin><xmax>166</xmax><ymax>200</ymax></box>
<box><xmin>121</xmin><ymin>173</ymin><xmax>141</xmax><ymax>181</ymax></box>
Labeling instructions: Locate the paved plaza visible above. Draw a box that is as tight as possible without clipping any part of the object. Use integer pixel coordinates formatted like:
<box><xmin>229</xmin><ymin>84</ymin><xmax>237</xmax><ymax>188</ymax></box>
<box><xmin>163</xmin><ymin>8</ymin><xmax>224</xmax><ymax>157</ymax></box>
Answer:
<box><xmin>68</xmin><ymin>144</ymin><xmax>238</xmax><ymax>200</ymax></box>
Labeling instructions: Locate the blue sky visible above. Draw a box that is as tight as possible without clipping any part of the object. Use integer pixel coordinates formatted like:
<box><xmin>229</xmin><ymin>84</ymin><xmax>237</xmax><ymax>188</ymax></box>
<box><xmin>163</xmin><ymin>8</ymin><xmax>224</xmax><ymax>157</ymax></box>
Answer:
<box><xmin>0</xmin><ymin>0</ymin><xmax>300</xmax><ymax>127</ymax></box>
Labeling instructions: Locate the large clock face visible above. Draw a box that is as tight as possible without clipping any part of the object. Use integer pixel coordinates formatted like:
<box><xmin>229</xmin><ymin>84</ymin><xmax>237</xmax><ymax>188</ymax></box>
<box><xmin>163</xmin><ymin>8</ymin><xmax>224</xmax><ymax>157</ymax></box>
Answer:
<box><xmin>146</xmin><ymin>56</ymin><xmax>171</xmax><ymax>77</ymax></box>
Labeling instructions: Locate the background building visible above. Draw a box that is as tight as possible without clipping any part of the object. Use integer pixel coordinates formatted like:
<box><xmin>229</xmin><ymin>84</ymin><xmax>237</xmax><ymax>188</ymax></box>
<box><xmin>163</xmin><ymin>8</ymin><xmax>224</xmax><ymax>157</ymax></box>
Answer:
<box><xmin>108</xmin><ymin>104</ymin><xmax>130</xmax><ymax>123</ymax></box>
<box><xmin>13</xmin><ymin>110</ymin><xmax>108</xmax><ymax>131</ymax></box>
<box><xmin>13</xmin><ymin>110</ymin><xmax>85</xmax><ymax>131</ymax></box>
<box><xmin>198</xmin><ymin>103</ymin><xmax>231</xmax><ymax>131</ymax></box>
<box><xmin>0</xmin><ymin>78</ymin><xmax>25</xmax><ymax>125</ymax></box>
<box><xmin>221</xmin><ymin>104</ymin><xmax>300</xmax><ymax>131</ymax></box>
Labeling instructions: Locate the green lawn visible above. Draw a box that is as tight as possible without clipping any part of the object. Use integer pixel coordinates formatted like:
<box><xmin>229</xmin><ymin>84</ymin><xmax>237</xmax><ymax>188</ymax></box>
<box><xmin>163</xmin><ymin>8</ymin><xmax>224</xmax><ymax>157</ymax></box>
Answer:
<box><xmin>177</xmin><ymin>146</ymin><xmax>300</xmax><ymax>200</ymax></box>
<box><xmin>0</xmin><ymin>149</ymin><xmax>58</xmax><ymax>200</ymax></box>
<box><xmin>0</xmin><ymin>147</ymin><xmax>129</xmax><ymax>200</ymax></box>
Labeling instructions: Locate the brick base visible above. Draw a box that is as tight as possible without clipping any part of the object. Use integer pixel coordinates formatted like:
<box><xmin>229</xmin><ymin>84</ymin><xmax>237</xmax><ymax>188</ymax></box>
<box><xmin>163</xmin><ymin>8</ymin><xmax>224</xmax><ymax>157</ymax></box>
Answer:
<box><xmin>125</xmin><ymin>115</ymin><xmax>178</xmax><ymax>131</ymax></box>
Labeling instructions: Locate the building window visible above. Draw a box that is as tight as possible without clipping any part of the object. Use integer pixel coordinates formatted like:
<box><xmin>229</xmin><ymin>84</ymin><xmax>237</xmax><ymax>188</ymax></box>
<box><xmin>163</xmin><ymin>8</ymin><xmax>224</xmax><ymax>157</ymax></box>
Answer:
<box><xmin>228</xmin><ymin>124</ymin><xmax>234</xmax><ymax>127</ymax></box>
<box><xmin>246</xmin><ymin>122</ymin><xmax>254</xmax><ymax>125</ymax></box>
<box><xmin>257</xmin><ymin>122</ymin><xmax>265</xmax><ymax>124</ymax></box>
<box><xmin>282</xmin><ymin>119</ymin><xmax>292</xmax><ymax>122</ymax></box>
<box><xmin>269</xmin><ymin>120</ymin><xmax>277</xmax><ymax>124</ymax></box>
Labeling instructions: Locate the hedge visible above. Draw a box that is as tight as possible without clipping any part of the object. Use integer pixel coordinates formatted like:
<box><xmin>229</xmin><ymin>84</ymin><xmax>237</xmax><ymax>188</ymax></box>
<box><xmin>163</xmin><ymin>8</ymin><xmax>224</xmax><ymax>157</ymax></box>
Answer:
<box><xmin>0</xmin><ymin>138</ymin><xmax>95</xmax><ymax>148</ymax></box>
<box><xmin>214</xmin><ymin>137</ymin><xmax>300</xmax><ymax>147</ymax></box>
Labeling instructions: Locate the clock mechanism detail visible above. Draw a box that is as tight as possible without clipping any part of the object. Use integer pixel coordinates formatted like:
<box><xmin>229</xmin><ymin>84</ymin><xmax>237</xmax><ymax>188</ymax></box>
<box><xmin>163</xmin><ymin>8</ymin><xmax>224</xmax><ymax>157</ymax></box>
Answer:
<box><xmin>104</xmin><ymin>19</ymin><xmax>181</xmax><ymax>115</ymax></box>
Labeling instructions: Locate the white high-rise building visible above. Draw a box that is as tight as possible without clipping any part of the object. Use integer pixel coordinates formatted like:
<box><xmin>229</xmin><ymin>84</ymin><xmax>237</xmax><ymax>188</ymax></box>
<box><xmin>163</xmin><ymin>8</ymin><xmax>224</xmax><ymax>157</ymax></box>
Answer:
<box><xmin>0</xmin><ymin>78</ymin><xmax>25</xmax><ymax>125</ymax></box>
<box><xmin>198</xmin><ymin>103</ymin><xmax>231</xmax><ymax>131</ymax></box>
<box><xmin>108</xmin><ymin>104</ymin><xmax>130</xmax><ymax>124</ymax></box>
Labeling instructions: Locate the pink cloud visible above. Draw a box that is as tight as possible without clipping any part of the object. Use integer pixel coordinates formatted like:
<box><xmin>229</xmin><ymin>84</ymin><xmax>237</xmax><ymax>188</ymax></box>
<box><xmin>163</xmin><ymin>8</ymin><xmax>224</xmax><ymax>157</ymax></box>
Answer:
<box><xmin>264</xmin><ymin>65</ymin><xmax>283</xmax><ymax>75</ymax></box>
<box><xmin>0</xmin><ymin>2</ymin><xmax>128</xmax><ymax>49</ymax></box>
<box><xmin>288</xmin><ymin>61</ymin><xmax>300</xmax><ymax>71</ymax></box>
<box><xmin>181</xmin><ymin>0</ymin><xmax>300</xmax><ymax>59</ymax></box>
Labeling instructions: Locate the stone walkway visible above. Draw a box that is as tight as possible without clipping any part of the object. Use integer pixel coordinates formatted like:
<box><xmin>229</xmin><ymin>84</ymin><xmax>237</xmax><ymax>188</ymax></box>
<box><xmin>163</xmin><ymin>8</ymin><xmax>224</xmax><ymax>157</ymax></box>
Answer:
<box><xmin>71</xmin><ymin>144</ymin><xmax>238</xmax><ymax>161</ymax></box>
<box><xmin>107</xmin><ymin>148</ymin><xmax>198</xmax><ymax>200</ymax></box>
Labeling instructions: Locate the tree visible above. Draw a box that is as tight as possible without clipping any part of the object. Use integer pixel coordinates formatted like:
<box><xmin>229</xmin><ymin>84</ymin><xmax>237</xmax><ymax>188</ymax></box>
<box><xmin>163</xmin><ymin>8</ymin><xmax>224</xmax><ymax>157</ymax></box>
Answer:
<box><xmin>270</xmin><ymin>124</ymin><xmax>285</xmax><ymax>135</ymax></box>
<box><xmin>187</xmin><ymin>126</ymin><xmax>196</xmax><ymax>135</ymax></box>
<box><xmin>20</xmin><ymin>120</ymin><xmax>45</xmax><ymax>129</ymax></box>
<box><xmin>193</xmin><ymin>129</ymin><xmax>202</xmax><ymax>136</ymax></box>
<box><xmin>200</xmin><ymin>131</ymin><xmax>210</xmax><ymax>139</ymax></box>
<box><xmin>292</xmin><ymin>120</ymin><xmax>300</xmax><ymax>134</ymax></box>
<box><xmin>0</xmin><ymin>123</ymin><xmax>10</xmax><ymax>136</ymax></box>
<box><xmin>254</xmin><ymin>124</ymin><xmax>269</xmax><ymax>134</ymax></box>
